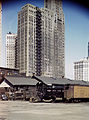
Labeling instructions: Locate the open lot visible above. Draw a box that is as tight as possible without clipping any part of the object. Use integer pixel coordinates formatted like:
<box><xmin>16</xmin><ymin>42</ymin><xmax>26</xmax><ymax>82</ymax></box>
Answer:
<box><xmin>0</xmin><ymin>101</ymin><xmax>89</xmax><ymax>120</ymax></box>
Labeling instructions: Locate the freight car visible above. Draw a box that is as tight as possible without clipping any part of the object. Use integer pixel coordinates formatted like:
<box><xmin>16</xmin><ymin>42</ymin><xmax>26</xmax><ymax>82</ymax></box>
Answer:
<box><xmin>30</xmin><ymin>76</ymin><xmax>89</xmax><ymax>102</ymax></box>
<box><xmin>64</xmin><ymin>84</ymin><xmax>89</xmax><ymax>102</ymax></box>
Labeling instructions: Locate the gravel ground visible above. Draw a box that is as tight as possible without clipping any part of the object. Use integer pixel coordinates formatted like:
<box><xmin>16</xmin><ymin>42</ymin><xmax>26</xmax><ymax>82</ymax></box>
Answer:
<box><xmin>0</xmin><ymin>101</ymin><xmax>89</xmax><ymax>120</ymax></box>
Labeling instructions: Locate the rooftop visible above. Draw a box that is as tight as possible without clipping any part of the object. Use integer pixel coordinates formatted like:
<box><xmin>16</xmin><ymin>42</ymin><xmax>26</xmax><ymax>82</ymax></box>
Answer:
<box><xmin>34</xmin><ymin>76</ymin><xmax>89</xmax><ymax>86</ymax></box>
<box><xmin>5</xmin><ymin>76</ymin><xmax>38</xmax><ymax>86</ymax></box>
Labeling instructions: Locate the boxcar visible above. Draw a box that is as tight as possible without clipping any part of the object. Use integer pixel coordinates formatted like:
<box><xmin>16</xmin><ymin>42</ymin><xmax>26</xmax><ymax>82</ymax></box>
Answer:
<box><xmin>64</xmin><ymin>85</ymin><xmax>89</xmax><ymax>102</ymax></box>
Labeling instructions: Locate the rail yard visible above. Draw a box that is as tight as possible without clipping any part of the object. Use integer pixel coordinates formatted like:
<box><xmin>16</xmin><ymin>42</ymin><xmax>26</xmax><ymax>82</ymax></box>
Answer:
<box><xmin>0</xmin><ymin>75</ymin><xmax>89</xmax><ymax>103</ymax></box>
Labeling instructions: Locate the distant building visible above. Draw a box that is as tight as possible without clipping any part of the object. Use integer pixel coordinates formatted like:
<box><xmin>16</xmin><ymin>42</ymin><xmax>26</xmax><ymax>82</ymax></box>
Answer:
<box><xmin>17</xmin><ymin>0</ymin><xmax>65</xmax><ymax>78</ymax></box>
<box><xmin>0</xmin><ymin>67</ymin><xmax>19</xmax><ymax>76</ymax></box>
<box><xmin>0</xmin><ymin>2</ymin><xmax>2</xmax><ymax>66</ymax></box>
<box><xmin>88</xmin><ymin>42</ymin><xmax>89</xmax><ymax>57</ymax></box>
<box><xmin>6</xmin><ymin>32</ymin><xmax>17</xmax><ymax>69</ymax></box>
<box><xmin>74</xmin><ymin>57</ymin><xmax>89</xmax><ymax>81</ymax></box>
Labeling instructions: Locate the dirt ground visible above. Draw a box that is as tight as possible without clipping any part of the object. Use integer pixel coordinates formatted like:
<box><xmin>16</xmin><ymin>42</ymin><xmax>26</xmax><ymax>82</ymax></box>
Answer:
<box><xmin>0</xmin><ymin>101</ymin><xmax>89</xmax><ymax>120</ymax></box>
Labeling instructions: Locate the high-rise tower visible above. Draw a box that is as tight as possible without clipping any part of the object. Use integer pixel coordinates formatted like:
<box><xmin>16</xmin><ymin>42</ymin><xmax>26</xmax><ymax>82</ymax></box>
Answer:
<box><xmin>6</xmin><ymin>32</ymin><xmax>17</xmax><ymax>68</ymax></box>
<box><xmin>17</xmin><ymin>4</ymin><xmax>38</xmax><ymax>76</ymax></box>
<box><xmin>17</xmin><ymin>0</ymin><xmax>65</xmax><ymax>78</ymax></box>
<box><xmin>44</xmin><ymin>0</ymin><xmax>65</xmax><ymax>77</ymax></box>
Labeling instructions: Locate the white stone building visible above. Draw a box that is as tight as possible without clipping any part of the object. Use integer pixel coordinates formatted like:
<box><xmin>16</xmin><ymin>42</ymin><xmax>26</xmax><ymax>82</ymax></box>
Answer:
<box><xmin>74</xmin><ymin>57</ymin><xmax>89</xmax><ymax>81</ymax></box>
<box><xmin>6</xmin><ymin>32</ymin><xmax>17</xmax><ymax>68</ymax></box>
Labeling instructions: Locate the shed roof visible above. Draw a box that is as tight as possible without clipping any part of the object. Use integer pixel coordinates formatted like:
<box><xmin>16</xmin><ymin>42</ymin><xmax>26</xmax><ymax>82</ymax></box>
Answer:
<box><xmin>5</xmin><ymin>76</ymin><xmax>38</xmax><ymax>86</ymax></box>
<box><xmin>34</xmin><ymin>76</ymin><xmax>89</xmax><ymax>86</ymax></box>
<box><xmin>3</xmin><ymin>75</ymin><xmax>89</xmax><ymax>87</ymax></box>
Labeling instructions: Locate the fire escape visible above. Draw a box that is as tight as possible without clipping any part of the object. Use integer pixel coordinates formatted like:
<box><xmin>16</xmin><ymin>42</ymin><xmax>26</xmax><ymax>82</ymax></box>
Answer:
<box><xmin>35</xmin><ymin>8</ymin><xmax>42</xmax><ymax>76</ymax></box>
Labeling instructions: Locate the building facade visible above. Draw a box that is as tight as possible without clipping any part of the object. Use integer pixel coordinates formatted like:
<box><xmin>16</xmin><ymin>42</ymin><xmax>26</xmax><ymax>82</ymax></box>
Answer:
<box><xmin>44</xmin><ymin>0</ymin><xmax>65</xmax><ymax>77</ymax></box>
<box><xmin>17</xmin><ymin>0</ymin><xmax>65</xmax><ymax>78</ymax></box>
<box><xmin>0</xmin><ymin>2</ymin><xmax>2</xmax><ymax>66</ymax></box>
<box><xmin>74</xmin><ymin>57</ymin><xmax>89</xmax><ymax>81</ymax></box>
<box><xmin>17</xmin><ymin>4</ymin><xmax>37</xmax><ymax>76</ymax></box>
<box><xmin>6</xmin><ymin>32</ymin><xmax>17</xmax><ymax>68</ymax></box>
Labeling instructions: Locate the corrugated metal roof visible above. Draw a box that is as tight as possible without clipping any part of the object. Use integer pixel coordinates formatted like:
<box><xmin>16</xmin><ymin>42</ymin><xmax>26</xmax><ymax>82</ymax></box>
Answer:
<box><xmin>35</xmin><ymin>76</ymin><xmax>89</xmax><ymax>86</ymax></box>
<box><xmin>5</xmin><ymin>76</ymin><xmax>38</xmax><ymax>86</ymax></box>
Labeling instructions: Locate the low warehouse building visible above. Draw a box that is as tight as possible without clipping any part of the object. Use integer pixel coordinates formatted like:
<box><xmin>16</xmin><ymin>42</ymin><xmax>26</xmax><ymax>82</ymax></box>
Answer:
<box><xmin>0</xmin><ymin>75</ymin><xmax>38</xmax><ymax>100</ymax></box>
<box><xmin>32</xmin><ymin>76</ymin><xmax>89</xmax><ymax>102</ymax></box>
<box><xmin>1</xmin><ymin>75</ymin><xmax>89</xmax><ymax>102</ymax></box>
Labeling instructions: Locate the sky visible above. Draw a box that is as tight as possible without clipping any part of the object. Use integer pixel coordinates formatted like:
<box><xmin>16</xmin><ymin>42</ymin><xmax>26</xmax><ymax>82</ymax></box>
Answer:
<box><xmin>2</xmin><ymin>0</ymin><xmax>89</xmax><ymax>79</ymax></box>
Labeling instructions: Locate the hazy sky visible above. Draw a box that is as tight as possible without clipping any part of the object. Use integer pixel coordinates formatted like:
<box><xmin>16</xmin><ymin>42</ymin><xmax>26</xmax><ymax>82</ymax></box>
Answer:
<box><xmin>2</xmin><ymin>0</ymin><xmax>89</xmax><ymax>79</ymax></box>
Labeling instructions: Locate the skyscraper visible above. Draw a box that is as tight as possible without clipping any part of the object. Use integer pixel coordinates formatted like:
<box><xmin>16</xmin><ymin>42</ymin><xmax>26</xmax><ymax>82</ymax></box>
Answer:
<box><xmin>17</xmin><ymin>4</ymin><xmax>37</xmax><ymax>76</ymax></box>
<box><xmin>0</xmin><ymin>2</ymin><xmax>2</xmax><ymax>66</ymax></box>
<box><xmin>6</xmin><ymin>32</ymin><xmax>17</xmax><ymax>68</ymax></box>
<box><xmin>17</xmin><ymin>0</ymin><xmax>65</xmax><ymax>78</ymax></box>
<box><xmin>44</xmin><ymin>0</ymin><xmax>65</xmax><ymax>77</ymax></box>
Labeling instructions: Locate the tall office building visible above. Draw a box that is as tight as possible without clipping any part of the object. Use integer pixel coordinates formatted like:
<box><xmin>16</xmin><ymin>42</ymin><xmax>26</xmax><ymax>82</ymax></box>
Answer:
<box><xmin>6</xmin><ymin>32</ymin><xmax>17</xmax><ymax>68</ymax></box>
<box><xmin>0</xmin><ymin>2</ymin><xmax>2</xmax><ymax>66</ymax></box>
<box><xmin>17</xmin><ymin>4</ymin><xmax>37</xmax><ymax>76</ymax></box>
<box><xmin>17</xmin><ymin>0</ymin><xmax>65</xmax><ymax>78</ymax></box>
<box><xmin>44</xmin><ymin>0</ymin><xmax>65</xmax><ymax>77</ymax></box>
<box><xmin>74</xmin><ymin>57</ymin><xmax>89</xmax><ymax>81</ymax></box>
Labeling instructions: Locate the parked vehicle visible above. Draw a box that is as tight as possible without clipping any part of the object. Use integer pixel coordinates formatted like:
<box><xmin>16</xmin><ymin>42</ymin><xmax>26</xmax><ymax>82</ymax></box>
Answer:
<box><xmin>1</xmin><ymin>94</ymin><xmax>8</xmax><ymax>100</ymax></box>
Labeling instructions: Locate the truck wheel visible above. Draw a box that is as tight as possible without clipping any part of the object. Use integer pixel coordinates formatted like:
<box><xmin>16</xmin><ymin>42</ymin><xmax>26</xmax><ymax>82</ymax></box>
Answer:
<box><xmin>29</xmin><ymin>97</ymin><xmax>38</xmax><ymax>103</ymax></box>
<box><xmin>42</xmin><ymin>97</ymin><xmax>56</xmax><ymax>103</ymax></box>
